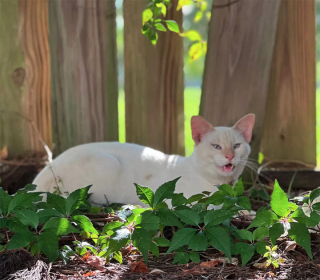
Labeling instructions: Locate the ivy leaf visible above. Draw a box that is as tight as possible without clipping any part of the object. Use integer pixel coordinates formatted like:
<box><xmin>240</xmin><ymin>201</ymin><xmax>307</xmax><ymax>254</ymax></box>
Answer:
<box><xmin>291</xmin><ymin>209</ymin><xmax>320</xmax><ymax>227</ymax></box>
<box><xmin>47</xmin><ymin>193</ymin><xmax>67</xmax><ymax>216</ymax></box>
<box><xmin>205</xmin><ymin>226</ymin><xmax>232</xmax><ymax>261</ymax></box>
<box><xmin>42</xmin><ymin>217</ymin><xmax>79</xmax><ymax>235</ymax></box>
<box><xmin>247</xmin><ymin>211</ymin><xmax>278</xmax><ymax>229</ymax></box>
<box><xmin>15</xmin><ymin>184</ymin><xmax>37</xmax><ymax>194</ymax></box>
<box><xmin>231</xmin><ymin>242</ymin><xmax>255</xmax><ymax>266</ymax></box>
<box><xmin>102</xmin><ymin>221</ymin><xmax>123</xmax><ymax>234</ymax></box>
<box><xmin>237</xmin><ymin>196</ymin><xmax>251</xmax><ymax>210</ymax></box>
<box><xmin>142</xmin><ymin>8</ymin><xmax>153</xmax><ymax>25</ymax></box>
<box><xmin>14</xmin><ymin>209</ymin><xmax>39</xmax><ymax>229</ymax></box>
<box><xmin>103</xmin><ymin>228</ymin><xmax>130</xmax><ymax>256</ymax></box>
<box><xmin>38</xmin><ymin>232</ymin><xmax>59</xmax><ymax>262</ymax></box>
<box><xmin>288</xmin><ymin>223</ymin><xmax>312</xmax><ymax>259</ymax></box>
<box><xmin>7</xmin><ymin>193</ymin><xmax>41</xmax><ymax>214</ymax></box>
<box><xmin>312</xmin><ymin>202</ymin><xmax>320</xmax><ymax>211</ymax></box>
<box><xmin>288</xmin><ymin>202</ymin><xmax>298</xmax><ymax>212</ymax></box>
<box><xmin>172</xmin><ymin>193</ymin><xmax>187</xmax><ymax>207</ymax></box>
<box><xmin>165</xmin><ymin>20</ymin><xmax>180</xmax><ymax>33</ymax></box>
<box><xmin>113</xmin><ymin>251</ymin><xmax>123</xmax><ymax>264</ymax></box>
<box><xmin>0</xmin><ymin>188</ymin><xmax>12</xmax><ymax>215</ymax></box>
<box><xmin>173</xmin><ymin>252</ymin><xmax>189</xmax><ymax>264</ymax></box>
<box><xmin>218</xmin><ymin>184</ymin><xmax>234</xmax><ymax>196</ymax></box>
<box><xmin>270</xmin><ymin>180</ymin><xmax>289</xmax><ymax>217</ymax></box>
<box><xmin>189</xmin><ymin>251</ymin><xmax>200</xmax><ymax>263</ymax></box>
<box><xmin>127</xmin><ymin>208</ymin><xmax>147</xmax><ymax>224</ymax></box>
<box><xmin>222</xmin><ymin>196</ymin><xmax>238</xmax><ymax>209</ymax></box>
<box><xmin>175</xmin><ymin>209</ymin><xmax>200</xmax><ymax>226</ymax></box>
<box><xmin>72</xmin><ymin>215</ymin><xmax>98</xmax><ymax>234</ymax></box>
<box><xmin>153</xmin><ymin>177</ymin><xmax>180</xmax><ymax>206</ymax></box>
<box><xmin>7</xmin><ymin>217</ymin><xmax>28</xmax><ymax>232</ymax></box>
<box><xmin>156</xmin><ymin>208</ymin><xmax>182</xmax><ymax>227</ymax></box>
<box><xmin>135</xmin><ymin>184</ymin><xmax>154</xmax><ymax>207</ymax></box>
<box><xmin>8</xmin><ymin>231</ymin><xmax>34</xmax><ymax>250</ymax></box>
<box><xmin>153</xmin><ymin>237</ymin><xmax>170</xmax><ymax>247</ymax></box>
<box><xmin>132</xmin><ymin>228</ymin><xmax>152</xmax><ymax>263</ymax></box>
<box><xmin>234</xmin><ymin>178</ymin><xmax>244</xmax><ymax>196</ymax></box>
<box><xmin>204</xmin><ymin>210</ymin><xmax>234</xmax><ymax>227</ymax></box>
<box><xmin>150</xmin><ymin>242</ymin><xmax>159</xmax><ymax>257</ymax></box>
<box><xmin>206</xmin><ymin>192</ymin><xmax>224</xmax><ymax>206</ymax></box>
<box><xmin>187</xmin><ymin>193</ymin><xmax>205</xmax><ymax>204</ymax></box>
<box><xmin>188</xmin><ymin>231</ymin><xmax>207</xmax><ymax>251</ymax></box>
<box><xmin>65</xmin><ymin>185</ymin><xmax>91</xmax><ymax>216</ymax></box>
<box><xmin>310</xmin><ymin>188</ymin><xmax>320</xmax><ymax>203</ymax></box>
<box><xmin>255</xmin><ymin>240</ymin><xmax>268</xmax><ymax>255</ymax></box>
<box><xmin>37</xmin><ymin>209</ymin><xmax>62</xmax><ymax>224</ymax></box>
<box><xmin>0</xmin><ymin>217</ymin><xmax>7</xmax><ymax>229</ymax></box>
<box><xmin>269</xmin><ymin>223</ymin><xmax>284</xmax><ymax>246</ymax></box>
<box><xmin>166</xmin><ymin>228</ymin><xmax>197</xmax><ymax>254</ymax></box>
<box><xmin>136</xmin><ymin>211</ymin><xmax>160</xmax><ymax>230</ymax></box>
<box><xmin>236</xmin><ymin>229</ymin><xmax>253</xmax><ymax>242</ymax></box>
<box><xmin>192</xmin><ymin>203</ymin><xmax>207</xmax><ymax>213</ymax></box>
<box><xmin>253</xmin><ymin>227</ymin><xmax>269</xmax><ymax>241</ymax></box>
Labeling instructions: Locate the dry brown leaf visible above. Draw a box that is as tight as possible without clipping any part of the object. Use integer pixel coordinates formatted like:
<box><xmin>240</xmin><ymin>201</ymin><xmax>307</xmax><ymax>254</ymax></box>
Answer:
<box><xmin>284</xmin><ymin>241</ymin><xmax>297</xmax><ymax>252</ymax></box>
<box><xmin>83</xmin><ymin>270</ymin><xmax>100</xmax><ymax>277</ymax></box>
<box><xmin>269</xmin><ymin>272</ymin><xmax>275</xmax><ymax>277</ymax></box>
<box><xmin>149</xmin><ymin>269</ymin><xmax>166</xmax><ymax>274</ymax></box>
<box><xmin>0</xmin><ymin>146</ymin><xmax>8</xmax><ymax>159</ymax></box>
<box><xmin>183</xmin><ymin>266</ymin><xmax>207</xmax><ymax>275</ymax></box>
<box><xmin>253</xmin><ymin>262</ymin><xmax>268</xmax><ymax>269</ymax></box>
<box><xmin>130</xmin><ymin>261</ymin><xmax>149</xmax><ymax>273</ymax></box>
<box><xmin>85</xmin><ymin>255</ymin><xmax>106</xmax><ymax>271</ymax></box>
<box><xmin>200</xmin><ymin>260</ymin><xmax>223</xmax><ymax>268</ymax></box>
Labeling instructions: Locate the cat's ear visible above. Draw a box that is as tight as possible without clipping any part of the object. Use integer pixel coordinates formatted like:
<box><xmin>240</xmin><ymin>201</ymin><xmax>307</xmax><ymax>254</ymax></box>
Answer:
<box><xmin>233</xmin><ymin>114</ymin><xmax>255</xmax><ymax>143</ymax></box>
<box><xmin>191</xmin><ymin>116</ymin><xmax>214</xmax><ymax>145</ymax></box>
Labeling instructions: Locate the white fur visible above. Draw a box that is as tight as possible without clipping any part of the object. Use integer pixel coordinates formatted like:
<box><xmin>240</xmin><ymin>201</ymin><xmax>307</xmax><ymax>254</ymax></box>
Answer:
<box><xmin>33</xmin><ymin>116</ymin><xmax>253</xmax><ymax>207</ymax></box>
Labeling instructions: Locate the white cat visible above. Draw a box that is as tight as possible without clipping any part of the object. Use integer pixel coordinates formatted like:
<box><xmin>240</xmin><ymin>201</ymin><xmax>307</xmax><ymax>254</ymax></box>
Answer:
<box><xmin>33</xmin><ymin>114</ymin><xmax>255</xmax><ymax>207</ymax></box>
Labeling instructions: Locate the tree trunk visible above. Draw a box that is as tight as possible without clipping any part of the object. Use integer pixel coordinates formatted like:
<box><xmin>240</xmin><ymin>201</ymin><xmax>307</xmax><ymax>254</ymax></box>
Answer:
<box><xmin>123</xmin><ymin>0</ymin><xmax>184</xmax><ymax>155</ymax></box>
<box><xmin>48</xmin><ymin>0</ymin><xmax>118</xmax><ymax>156</ymax></box>
<box><xmin>0</xmin><ymin>0</ymin><xmax>51</xmax><ymax>157</ymax></box>
<box><xmin>261</xmin><ymin>0</ymin><xmax>316</xmax><ymax>166</ymax></box>
<box><xmin>200</xmin><ymin>0</ymin><xmax>281</xmax><ymax>161</ymax></box>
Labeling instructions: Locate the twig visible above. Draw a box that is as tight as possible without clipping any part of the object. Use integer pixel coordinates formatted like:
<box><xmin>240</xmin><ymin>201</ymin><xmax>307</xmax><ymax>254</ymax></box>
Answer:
<box><xmin>287</xmin><ymin>170</ymin><xmax>298</xmax><ymax>197</ymax></box>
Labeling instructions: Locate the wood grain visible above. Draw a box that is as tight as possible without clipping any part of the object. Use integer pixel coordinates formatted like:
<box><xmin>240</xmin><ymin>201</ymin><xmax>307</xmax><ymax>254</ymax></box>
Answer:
<box><xmin>123</xmin><ymin>0</ymin><xmax>184</xmax><ymax>155</ymax></box>
<box><xmin>261</xmin><ymin>0</ymin><xmax>316</xmax><ymax>166</ymax></box>
<box><xmin>200</xmin><ymin>0</ymin><xmax>281</xmax><ymax>160</ymax></box>
<box><xmin>0</xmin><ymin>0</ymin><xmax>51</xmax><ymax>156</ymax></box>
<box><xmin>49</xmin><ymin>0</ymin><xmax>118</xmax><ymax>156</ymax></box>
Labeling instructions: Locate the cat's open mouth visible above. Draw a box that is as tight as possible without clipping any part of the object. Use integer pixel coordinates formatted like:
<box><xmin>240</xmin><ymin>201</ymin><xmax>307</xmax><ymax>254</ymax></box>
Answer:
<box><xmin>221</xmin><ymin>163</ymin><xmax>234</xmax><ymax>172</ymax></box>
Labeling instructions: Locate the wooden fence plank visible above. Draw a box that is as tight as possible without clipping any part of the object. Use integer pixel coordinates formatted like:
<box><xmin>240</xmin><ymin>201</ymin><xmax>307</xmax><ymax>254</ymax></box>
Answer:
<box><xmin>261</xmin><ymin>0</ymin><xmax>316</xmax><ymax>166</ymax></box>
<box><xmin>123</xmin><ymin>0</ymin><xmax>184</xmax><ymax>155</ymax></box>
<box><xmin>0</xmin><ymin>0</ymin><xmax>51</xmax><ymax>157</ymax></box>
<box><xmin>49</xmin><ymin>0</ymin><xmax>118</xmax><ymax>156</ymax></box>
<box><xmin>200</xmin><ymin>0</ymin><xmax>281</xmax><ymax>160</ymax></box>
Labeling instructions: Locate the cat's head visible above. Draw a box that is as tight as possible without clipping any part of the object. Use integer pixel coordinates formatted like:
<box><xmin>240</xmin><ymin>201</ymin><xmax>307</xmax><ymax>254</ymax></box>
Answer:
<box><xmin>191</xmin><ymin>114</ymin><xmax>255</xmax><ymax>181</ymax></box>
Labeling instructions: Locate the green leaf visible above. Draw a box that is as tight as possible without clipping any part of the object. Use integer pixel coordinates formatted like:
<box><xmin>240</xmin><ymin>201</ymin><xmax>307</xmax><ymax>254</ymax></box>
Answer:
<box><xmin>310</xmin><ymin>188</ymin><xmax>320</xmax><ymax>203</ymax></box>
<box><xmin>237</xmin><ymin>196</ymin><xmax>251</xmax><ymax>210</ymax></box>
<box><xmin>192</xmin><ymin>203</ymin><xmax>207</xmax><ymax>213</ymax></box>
<box><xmin>258</xmin><ymin>152</ymin><xmax>264</xmax><ymax>164</ymax></box>
<box><xmin>155</xmin><ymin>202</ymin><xmax>168</xmax><ymax>210</ymax></box>
<box><xmin>236</xmin><ymin>229</ymin><xmax>253</xmax><ymax>242</ymax></box>
<box><xmin>103</xmin><ymin>228</ymin><xmax>130</xmax><ymax>256</ymax></box>
<box><xmin>269</xmin><ymin>223</ymin><xmax>284</xmax><ymax>246</ymax></box>
<box><xmin>42</xmin><ymin>217</ymin><xmax>79</xmax><ymax>235</ymax></box>
<box><xmin>14</xmin><ymin>209</ymin><xmax>39</xmax><ymax>229</ymax></box>
<box><xmin>222</xmin><ymin>196</ymin><xmax>238</xmax><ymax>209</ymax></box>
<box><xmin>194</xmin><ymin>11</ymin><xmax>203</xmax><ymax>22</ymax></box>
<box><xmin>0</xmin><ymin>188</ymin><xmax>12</xmax><ymax>215</ymax></box>
<box><xmin>175</xmin><ymin>209</ymin><xmax>200</xmax><ymax>226</ymax></box>
<box><xmin>72</xmin><ymin>215</ymin><xmax>98</xmax><ymax>234</ymax></box>
<box><xmin>150</xmin><ymin>242</ymin><xmax>159</xmax><ymax>257</ymax></box>
<box><xmin>102</xmin><ymin>221</ymin><xmax>124</xmax><ymax>234</ymax></box>
<box><xmin>288</xmin><ymin>223</ymin><xmax>312</xmax><ymax>259</ymax></box>
<box><xmin>7</xmin><ymin>193</ymin><xmax>41</xmax><ymax>214</ymax></box>
<box><xmin>37</xmin><ymin>209</ymin><xmax>62</xmax><ymax>224</ymax></box>
<box><xmin>231</xmin><ymin>242</ymin><xmax>255</xmax><ymax>266</ymax></box>
<box><xmin>173</xmin><ymin>251</ymin><xmax>189</xmax><ymax>264</ymax></box>
<box><xmin>65</xmin><ymin>185</ymin><xmax>91</xmax><ymax>216</ymax></box>
<box><xmin>218</xmin><ymin>184</ymin><xmax>234</xmax><ymax>196</ymax></box>
<box><xmin>312</xmin><ymin>202</ymin><xmax>320</xmax><ymax>211</ymax></box>
<box><xmin>127</xmin><ymin>208</ymin><xmax>147</xmax><ymax>224</ymax></box>
<box><xmin>166</xmin><ymin>228</ymin><xmax>197</xmax><ymax>254</ymax></box>
<box><xmin>180</xmin><ymin>30</ymin><xmax>201</xmax><ymax>41</ymax></box>
<box><xmin>31</xmin><ymin>244</ymin><xmax>41</xmax><ymax>256</ymax></box>
<box><xmin>153</xmin><ymin>177</ymin><xmax>180</xmax><ymax>206</ymax></box>
<box><xmin>188</xmin><ymin>231</ymin><xmax>207</xmax><ymax>251</ymax></box>
<box><xmin>253</xmin><ymin>227</ymin><xmax>269</xmax><ymax>241</ymax></box>
<box><xmin>255</xmin><ymin>241</ymin><xmax>268</xmax><ymax>255</ymax></box>
<box><xmin>187</xmin><ymin>193</ymin><xmax>205</xmax><ymax>204</ymax></box>
<box><xmin>113</xmin><ymin>251</ymin><xmax>123</xmax><ymax>264</ymax></box>
<box><xmin>136</xmin><ymin>211</ymin><xmax>160</xmax><ymax>230</ymax></box>
<box><xmin>206</xmin><ymin>192</ymin><xmax>224</xmax><ymax>206</ymax></box>
<box><xmin>156</xmin><ymin>3</ymin><xmax>167</xmax><ymax>16</ymax></box>
<box><xmin>177</xmin><ymin>0</ymin><xmax>192</xmax><ymax>10</ymax></box>
<box><xmin>38</xmin><ymin>231</ymin><xmax>59</xmax><ymax>262</ymax></box>
<box><xmin>135</xmin><ymin>184</ymin><xmax>154</xmax><ymax>207</ymax></box>
<box><xmin>291</xmin><ymin>209</ymin><xmax>320</xmax><ymax>227</ymax></box>
<box><xmin>153</xmin><ymin>237</ymin><xmax>170</xmax><ymax>247</ymax></box>
<box><xmin>156</xmin><ymin>208</ymin><xmax>183</xmax><ymax>227</ymax></box>
<box><xmin>172</xmin><ymin>193</ymin><xmax>187</xmax><ymax>207</ymax></box>
<box><xmin>288</xmin><ymin>202</ymin><xmax>298</xmax><ymax>211</ymax></box>
<box><xmin>15</xmin><ymin>184</ymin><xmax>37</xmax><ymax>194</ymax></box>
<box><xmin>90</xmin><ymin>206</ymin><xmax>101</xmax><ymax>213</ymax></box>
<box><xmin>155</xmin><ymin>23</ymin><xmax>167</xmax><ymax>32</ymax></box>
<box><xmin>7</xmin><ymin>217</ymin><xmax>28</xmax><ymax>232</ymax></box>
<box><xmin>8</xmin><ymin>231</ymin><xmax>34</xmax><ymax>250</ymax></box>
<box><xmin>204</xmin><ymin>226</ymin><xmax>232</xmax><ymax>261</ymax></box>
<box><xmin>47</xmin><ymin>193</ymin><xmax>67</xmax><ymax>216</ymax></box>
<box><xmin>132</xmin><ymin>228</ymin><xmax>152</xmax><ymax>263</ymax></box>
<box><xmin>204</xmin><ymin>210</ymin><xmax>234</xmax><ymax>227</ymax></box>
<box><xmin>234</xmin><ymin>179</ymin><xmax>244</xmax><ymax>196</ymax></box>
<box><xmin>0</xmin><ymin>217</ymin><xmax>7</xmax><ymax>229</ymax></box>
<box><xmin>142</xmin><ymin>8</ymin><xmax>153</xmax><ymax>24</ymax></box>
<box><xmin>270</xmin><ymin>180</ymin><xmax>289</xmax><ymax>217</ymax></box>
<box><xmin>247</xmin><ymin>211</ymin><xmax>278</xmax><ymax>229</ymax></box>
<box><xmin>189</xmin><ymin>251</ymin><xmax>200</xmax><ymax>263</ymax></box>
<box><xmin>165</xmin><ymin>20</ymin><xmax>180</xmax><ymax>33</ymax></box>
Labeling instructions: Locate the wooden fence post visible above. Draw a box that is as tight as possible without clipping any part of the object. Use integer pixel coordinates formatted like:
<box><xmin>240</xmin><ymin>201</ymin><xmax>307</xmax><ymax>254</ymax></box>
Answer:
<box><xmin>48</xmin><ymin>0</ymin><xmax>118</xmax><ymax>155</ymax></box>
<box><xmin>123</xmin><ymin>0</ymin><xmax>184</xmax><ymax>155</ymax></box>
<box><xmin>261</xmin><ymin>0</ymin><xmax>316</xmax><ymax>166</ymax></box>
<box><xmin>200</xmin><ymin>0</ymin><xmax>281</xmax><ymax>161</ymax></box>
<box><xmin>0</xmin><ymin>0</ymin><xmax>51</xmax><ymax>157</ymax></box>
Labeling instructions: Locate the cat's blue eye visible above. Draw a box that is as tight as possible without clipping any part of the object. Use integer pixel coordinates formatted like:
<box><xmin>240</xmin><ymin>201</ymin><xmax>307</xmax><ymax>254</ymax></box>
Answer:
<box><xmin>233</xmin><ymin>143</ymin><xmax>241</xmax><ymax>149</ymax></box>
<box><xmin>211</xmin><ymin>144</ymin><xmax>222</xmax><ymax>150</ymax></box>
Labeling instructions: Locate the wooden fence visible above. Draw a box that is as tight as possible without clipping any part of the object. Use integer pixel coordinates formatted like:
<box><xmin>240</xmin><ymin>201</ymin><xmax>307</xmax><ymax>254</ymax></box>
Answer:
<box><xmin>0</xmin><ymin>0</ymin><xmax>317</xmax><ymax>173</ymax></box>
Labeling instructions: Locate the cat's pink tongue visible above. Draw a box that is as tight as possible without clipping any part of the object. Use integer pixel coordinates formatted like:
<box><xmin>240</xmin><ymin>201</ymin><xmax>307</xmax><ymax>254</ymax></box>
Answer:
<box><xmin>223</xmin><ymin>164</ymin><xmax>234</xmax><ymax>172</ymax></box>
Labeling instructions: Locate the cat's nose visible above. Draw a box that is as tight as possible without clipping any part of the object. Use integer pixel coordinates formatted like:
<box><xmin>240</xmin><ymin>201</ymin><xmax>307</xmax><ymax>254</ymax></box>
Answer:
<box><xmin>225</xmin><ymin>154</ymin><xmax>234</xmax><ymax>161</ymax></box>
